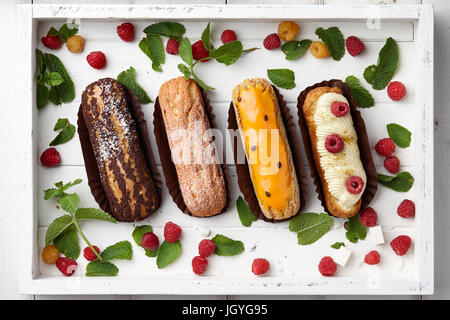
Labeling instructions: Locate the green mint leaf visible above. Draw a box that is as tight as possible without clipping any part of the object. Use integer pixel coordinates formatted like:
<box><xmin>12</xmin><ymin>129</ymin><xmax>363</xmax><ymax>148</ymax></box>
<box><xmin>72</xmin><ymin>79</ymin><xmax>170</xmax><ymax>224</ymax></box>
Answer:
<box><xmin>179</xmin><ymin>38</ymin><xmax>193</xmax><ymax>66</ymax></box>
<box><xmin>53</xmin><ymin>226</ymin><xmax>80</xmax><ymax>259</ymax></box>
<box><xmin>345</xmin><ymin>216</ymin><xmax>367</xmax><ymax>243</ymax></box>
<box><xmin>345</xmin><ymin>75</ymin><xmax>374</xmax><ymax>108</ymax></box>
<box><xmin>236</xmin><ymin>196</ymin><xmax>257</xmax><ymax>227</ymax></box>
<box><xmin>48</xmin><ymin>27</ymin><xmax>59</xmax><ymax>37</ymax></box>
<box><xmin>289</xmin><ymin>212</ymin><xmax>333</xmax><ymax>245</ymax></box>
<box><xmin>45</xmin><ymin>215</ymin><xmax>74</xmax><ymax>246</ymax></box>
<box><xmin>43</xmin><ymin>188</ymin><xmax>60</xmax><ymax>200</ymax></box>
<box><xmin>139</xmin><ymin>36</ymin><xmax>165</xmax><ymax>72</ymax></box>
<box><xmin>331</xmin><ymin>242</ymin><xmax>345</xmax><ymax>249</ymax></box>
<box><xmin>57</xmin><ymin>193</ymin><xmax>80</xmax><ymax>215</ymax></box>
<box><xmin>211</xmin><ymin>234</ymin><xmax>244</xmax><ymax>256</ymax></box>
<box><xmin>144</xmin><ymin>22</ymin><xmax>186</xmax><ymax>41</ymax></box>
<box><xmin>201</xmin><ymin>22</ymin><xmax>213</xmax><ymax>52</ymax></box>
<box><xmin>58</xmin><ymin>24</ymin><xmax>70</xmax><ymax>43</ymax></box>
<box><xmin>365</xmin><ymin>37</ymin><xmax>399</xmax><ymax>90</ymax></box>
<box><xmin>75</xmin><ymin>208</ymin><xmax>116</xmax><ymax>223</ymax></box>
<box><xmin>48</xmin><ymin>86</ymin><xmax>61</xmax><ymax>105</ymax></box>
<box><xmin>387</xmin><ymin>123</ymin><xmax>411</xmax><ymax>148</ymax></box>
<box><xmin>36</xmin><ymin>84</ymin><xmax>50</xmax><ymax>110</ymax></box>
<box><xmin>62</xmin><ymin>179</ymin><xmax>82</xmax><ymax>192</ymax></box>
<box><xmin>117</xmin><ymin>66</ymin><xmax>152</xmax><ymax>104</ymax></box>
<box><xmin>315</xmin><ymin>27</ymin><xmax>345</xmax><ymax>61</ymax></box>
<box><xmin>267</xmin><ymin>68</ymin><xmax>296</xmax><ymax>90</ymax></box>
<box><xmin>101</xmin><ymin>241</ymin><xmax>133</xmax><ymax>261</ymax></box>
<box><xmin>281</xmin><ymin>39</ymin><xmax>312</xmax><ymax>60</ymax></box>
<box><xmin>43</xmin><ymin>53</ymin><xmax>75</xmax><ymax>104</ymax></box>
<box><xmin>156</xmin><ymin>240</ymin><xmax>182</xmax><ymax>269</ymax></box>
<box><xmin>210</xmin><ymin>41</ymin><xmax>243</xmax><ymax>66</ymax></box>
<box><xmin>377</xmin><ymin>171</ymin><xmax>414</xmax><ymax>192</ymax></box>
<box><xmin>364</xmin><ymin>65</ymin><xmax>377</xmax><ymax>84</ymax></box>
<box><xmin>192</xmin><ymin>73</ymin><xmax>215</xmax><ymax>91</ymax></box>
<box><xmin>86</xmin><ymin>261</ymin><xmax>119</xmax><ymax>277</ymax></box>
<box><xmin>132</xmin><ymin>225</ymin><xmax>158</xmax><ymax>257</ymax></box>
<box><xmin>49</xmin><ymin>118</ymin><xmax>75</xmax><ymax>146</ymax></box>
<box><xmin>178</xmin><ymin>64</ymin><xmax>192</xmax><ymax>79</ymax></box>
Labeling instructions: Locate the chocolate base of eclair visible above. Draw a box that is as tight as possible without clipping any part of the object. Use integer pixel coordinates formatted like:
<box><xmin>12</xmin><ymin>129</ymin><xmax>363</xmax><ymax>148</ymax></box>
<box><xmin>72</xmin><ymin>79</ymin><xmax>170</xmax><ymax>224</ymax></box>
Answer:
<box><xmin>153</xmin><ymin>87</ymin><xmax>231</xmax><ymax>217</ymax></box>
<box><xmin>228</xmin><ymin>86</ymin><xmax>308</xmax><ymax>223</ymax></box>
<box><xmin>297</xmin><ymin>79</ymin><xmax>378</xmax><ymax>215</ymax></box>
<box><xmin>77</xmin><ymin>88</ymin><xmax>163</xmax><ymax>222</ymax></box>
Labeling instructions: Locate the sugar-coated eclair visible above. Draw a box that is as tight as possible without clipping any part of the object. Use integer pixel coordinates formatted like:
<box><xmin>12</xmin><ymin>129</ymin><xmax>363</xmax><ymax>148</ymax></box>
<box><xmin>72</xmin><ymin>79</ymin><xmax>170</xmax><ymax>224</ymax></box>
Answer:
<box><xmin>302</xmin><ymin>86</ymin><xmax>367</xmax><ymax>218</ymax></box>
<box><xmin>158</xmin><ymin>77</ymin><xmax>227</xmax><ymax>217</ymax></box>
<box><xmin>232</xmin><ymin>78</ymin><xmax>300</xmax><ymax>220</ymax></box>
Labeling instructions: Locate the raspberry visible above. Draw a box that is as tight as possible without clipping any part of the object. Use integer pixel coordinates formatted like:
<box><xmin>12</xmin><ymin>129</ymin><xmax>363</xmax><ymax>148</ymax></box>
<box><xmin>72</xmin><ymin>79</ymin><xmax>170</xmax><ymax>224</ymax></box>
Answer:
<box><xmin>192</xmin><ymin>40</ymin><xmax>210</xmax><ymax>62</ymax></box>
<box><xmin>164</xmin><ymin>221</ymin><xmax>182</xmax><ymax>243</ymax></box>
<box><xmin>346</xmin><ymin>176</ymin><xmax>364</xmax><ymax>194</ymax></box>
<box><xmin>117</xmin><ymin>22</ymin><xmax>134</xmax><ymax>42</ymax></box>
<box><xmin>141</xmin><ymin>232</ymin><xmax>159</xmax><ymax>251</ymax></box>
<box><xmin>198</xmin><ymin>239</ymin><xmax>216</xmax><ymax>258</ymax></box>
<box><xmin>310</xmin><ymin>41</ymin><xmax>330</xmax><ymax>58</ymax></box>
<box><xmin>384</xmin><ymin>156</ymin><xmax>400</xmax><ymax>174</ymax></box>
<box><xmin>251</xmin><ymin>258</ymin><xmax>270</xmax><ymax>275</ymax></box>
<box><xmin>397</xmin><ymin>199</ymin><xmax>415</xmax><ymax>218</ymax></box>
<box><xmin>390</xmin><ymin>235</ymin><xmax>412</xmax><ymax>256</ymax></box>
<box><xmin>56</xmin><ymin>257</ymin><xmax>77</xmax><ymax>276</ymax></box>
<box><xmin>375</xmin><ymin>138</ymin><xmax>395</xmax><ymax>157</ymax></box>
<box><xmin>345</xmin><ymin>36</ymin><xmax>365</xmax><ymax>57</ymax></box>
<box><xmin>277</xmin><ymin>21</ymin><xmax>300</xmax><ymax>41</ymax></box>
<box><xmin>42</xmin><ymin>245</ymin><xmax>60</xmax><ymax>264</ymax></box>
<box><xmin>331</xmin><ymin>101</ymin><xmax>349</xmax><ymax>117</ymax></box>
<box><xmin>263</xmin><ymin>33</ymin><xmax>281</xmax><ymax>50</ymax></box>
<box><xmin>86</xmin><ymin>51</ymin><xmax>107</xmax><ymax>69</ymax></box>
<box><xmin>40</xmin><ymin>148</ymin><xmax>61</xmax><ymax>167</ymax></box>
<box><xmin>364</xmin><ymin>250</ymin><xmax>380</xmax><ymax>265</ymax></box>
<box><xmin>66</xmin><ymin>35</ymin><xmax>85</xmax><ymax>53</ymax></box>
<box><xmin>360</xmin><ymin>207</ymin><xmax>378</xmax><ymax>227</ymax></box>
<box><xmin>42</xmin><ymin>32</ymin><xmax>62</xmax><ymax>50</ymax></box>
<box><xmin>318</xmin><ymin>256</ymin><xmax>337</xmax><ymax>276</ymax></box>
<box><xmin>166</xmin><ymin>38</ymin><xmax>180</xmax><ymax>55</ymax></box>
<box><xmin>221</xmin><ymin>30</ymin><xmax>237</xmax><ymax>44</ymax></box>
<box><xmin>325</xmin><ymin>134</ymin><xmax>344</xmax><ymax>153</ymax></box>
<box><xmin>192</xmin><ymin>256</ymin><xmax>208</xmax><ymax>275</ymax></box>
<box><xmin>387</xmin><ymin>81</ymin><xmax>406</xmax><ymax>101</ymax></box>
<box><xmin>83</xmin><ymin>246</ymin><xmax>101</xmax><ymax>261</ymax></box>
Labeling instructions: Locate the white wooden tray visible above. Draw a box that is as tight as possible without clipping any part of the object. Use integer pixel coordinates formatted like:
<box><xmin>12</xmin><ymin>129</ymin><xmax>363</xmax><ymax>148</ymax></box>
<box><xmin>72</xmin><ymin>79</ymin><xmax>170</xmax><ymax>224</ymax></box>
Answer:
<box><xmin>17</xmin><ymin>4</ymin><xmax>434</xmax><ymax>295</ymax></box>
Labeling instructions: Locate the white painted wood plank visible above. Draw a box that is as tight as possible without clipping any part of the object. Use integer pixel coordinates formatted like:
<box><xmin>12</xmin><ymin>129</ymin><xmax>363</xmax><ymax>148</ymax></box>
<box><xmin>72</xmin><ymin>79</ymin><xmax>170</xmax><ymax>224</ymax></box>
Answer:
<box><xmin>325</xmin><ymin>0</ymin><xmax>421</xmax><ymax>4</ymax></box>
<box><xmin>422</xmin><ymin>0</ymin><xmax>450</xmax><ymax>301</ymax></box>
<box><xmin>0</xmin><ymin>0</ymin><xmax>33</xmax><ymax>301</ymax></box>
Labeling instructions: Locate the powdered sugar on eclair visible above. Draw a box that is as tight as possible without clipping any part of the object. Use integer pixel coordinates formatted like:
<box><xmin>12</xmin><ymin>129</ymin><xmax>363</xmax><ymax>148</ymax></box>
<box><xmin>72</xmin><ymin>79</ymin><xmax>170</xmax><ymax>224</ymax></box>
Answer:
<box><xmin>314</xmin><ymin>92</ymin><xmax>366</xmax><ymax>211</ymax></box>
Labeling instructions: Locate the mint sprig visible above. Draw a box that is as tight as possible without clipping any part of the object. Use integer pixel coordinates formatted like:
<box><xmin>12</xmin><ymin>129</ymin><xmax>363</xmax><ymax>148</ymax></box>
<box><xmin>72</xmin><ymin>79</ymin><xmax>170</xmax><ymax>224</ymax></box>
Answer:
<box><xmin>236</xmin><ymin>196</ymin><xmax>257</xmax><ymax>227</ymax></box>
<box><xmin>377</xmin><ymin>171</ymin><xmax>414</xmax><ymax>192</ymax></box>
<box><xmin>289</xmin><ymin>212</ymin><xmax>333</xmax><ymax>245</ymax></box>
<box><xmin>281</xmin><ymin>39</ymin><xmax>312</xmax><ymax>60</ymax></box>
<box><xmin>44</xmin><ymin>179</ymin><xmax>82</xmax><ymax>200</ymax></box>
<box><xmin>132</xmin><ymin>225</ymin><xmax>158</xmax><ymax>257</ymax></box>
<box><xmin>49</xmin><ymin>118</ymin><xmax>75</xmax><ymax>146</ymax></box>
<box><xmin>387</xmin><ymin>123</ymin><xmax>411</xmax><ymax>148</ymax></box>
<box><xmin>315</xmin><ymin>27</ymin><xmax>345</xmax><ymax>61</ymax></box>
<box><xmin>48</xmin><ymin>22</ymin><xmax>78</xmax><ymax>43</ymax></box>
<box><xmin>267</xmin><ymin>68</ymin><xmax>296</xmax><ymax>90</ymax></box>
<box><xmin>139</xmin><ymin>35</ymin><xmax>165</xmax><ymax>72</ymax></box>
<box><xmin>345</xmin><ymin>216</ymin><xmax>366</xmax><ymax>243</ymax></box>
<box><xmin>211</xmin><ymin>234</ymin><xmax>244</xmax><ymax>256</ymax></box>
<box><xmin>117</xmin><ymin>66</ymin><xmax>152</xmax><ymax>104</ymax></box>
<box><xmin>364</xmin><ymin>37</ymin><xmax>399</xmax><ymax>90</ymax></box>
<box><xmin>144</xmin><ymin>22</ymin><xmax>186</xmax><ymax>41</ymax></box>
<box><xmin>345</xmin><ymin>75</ymin><xmax>374</xmax><ymax>108</ymax></box>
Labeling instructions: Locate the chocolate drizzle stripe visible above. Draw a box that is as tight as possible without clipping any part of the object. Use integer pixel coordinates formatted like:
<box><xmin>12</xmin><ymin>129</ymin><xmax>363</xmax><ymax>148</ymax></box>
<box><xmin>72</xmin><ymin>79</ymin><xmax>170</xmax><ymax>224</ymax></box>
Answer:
<box><xmin>228</xmin><ymin>86</ymin><xmax>308</xmax><ymax>223</ymax></box>
<box><xmin>296</xmin><ymin>79</ymin><xmax>378</xmax><ymax>216</ymax></box>
<box><xmin>153</xmin><ymin>87</ymin><xmax>230</xmax><ymax>217</ymax></box>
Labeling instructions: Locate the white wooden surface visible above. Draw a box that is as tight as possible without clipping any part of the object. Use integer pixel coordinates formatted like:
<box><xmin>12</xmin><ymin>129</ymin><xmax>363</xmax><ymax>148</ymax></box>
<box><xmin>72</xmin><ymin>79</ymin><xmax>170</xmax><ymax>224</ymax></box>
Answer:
<box><xmin>0</xmin><ymin>0</ymin><xmax>446</xmax><ymax>300</ymax></box>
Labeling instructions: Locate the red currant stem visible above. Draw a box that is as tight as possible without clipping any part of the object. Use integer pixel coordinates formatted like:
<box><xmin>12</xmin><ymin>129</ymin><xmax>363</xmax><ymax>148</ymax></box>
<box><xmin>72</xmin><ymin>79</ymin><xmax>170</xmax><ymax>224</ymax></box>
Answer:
<box><xmin>73</xmin><ymin>220</ymin><xmax>103</xmax><ymax>262</ymax></box>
